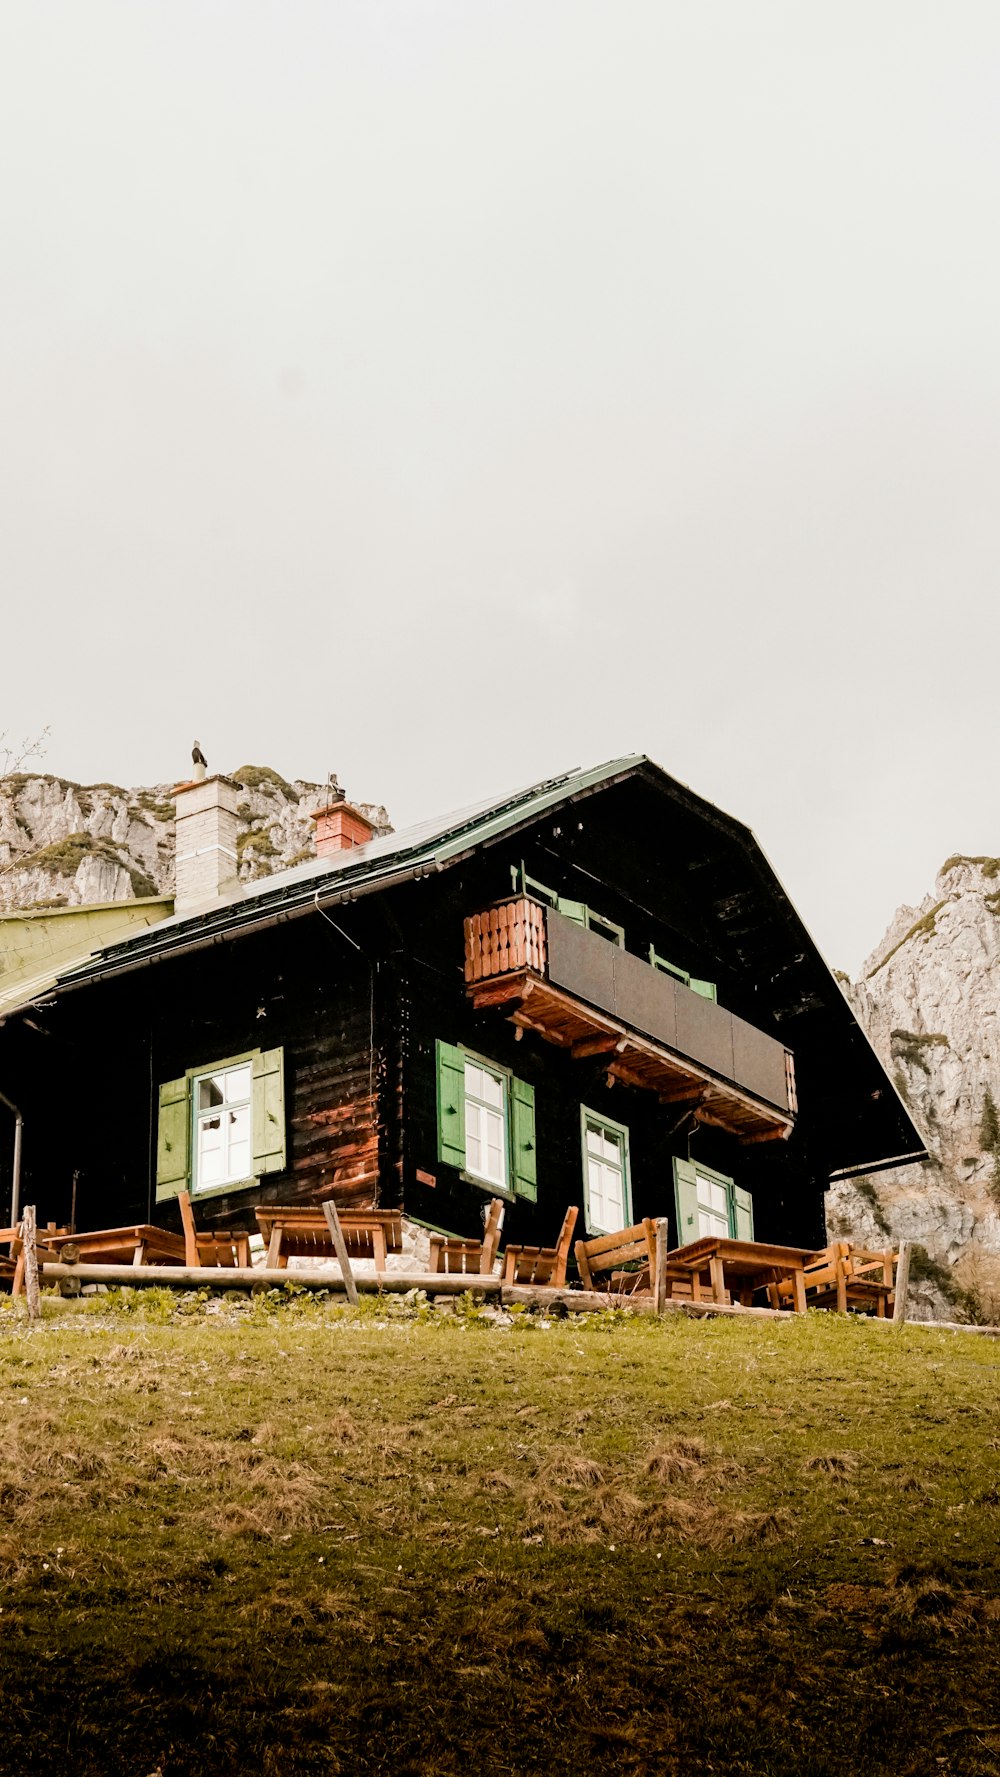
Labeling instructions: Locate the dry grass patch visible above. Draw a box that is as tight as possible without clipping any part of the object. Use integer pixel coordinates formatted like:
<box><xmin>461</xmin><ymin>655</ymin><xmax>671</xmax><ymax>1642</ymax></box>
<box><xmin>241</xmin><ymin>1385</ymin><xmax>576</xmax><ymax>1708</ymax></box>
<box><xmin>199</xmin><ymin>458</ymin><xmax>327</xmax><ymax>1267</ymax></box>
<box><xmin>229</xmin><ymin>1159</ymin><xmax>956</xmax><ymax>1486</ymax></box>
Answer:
<box><xmin>537</xmin><ymin>1451</ymin><xmax>605</xmax><ymax>1489</ymax></box>
<box><xmin>645</xmin><ymin>1436</ymin><xmax>708</xmax><ymax>1481</ymax></box>
<box><xmin>804</xmin><ymin>1452</ymin><xmax>858</xmax><ymax>1475</ymax></box>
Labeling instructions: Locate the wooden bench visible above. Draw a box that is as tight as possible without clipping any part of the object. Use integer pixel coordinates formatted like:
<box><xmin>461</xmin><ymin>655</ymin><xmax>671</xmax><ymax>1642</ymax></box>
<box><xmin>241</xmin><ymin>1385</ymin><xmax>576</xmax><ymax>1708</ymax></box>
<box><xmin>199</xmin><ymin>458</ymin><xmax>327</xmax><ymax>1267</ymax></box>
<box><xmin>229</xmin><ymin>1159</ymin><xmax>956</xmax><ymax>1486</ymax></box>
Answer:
<box><xmin>503</xmin><ymin>1205</ymin><xmax>579</xmax><ymax>1288</ymax></box>
<box><xmin>575</xmin><ymin>1219</ymin><xmax>658</xmax><ymax>1293</ymax></box>
<box><xmin>429</xmin><ymin>1198</ymin><xmax>505</xmax><ymax>1275</ymax></box>
<box><xmin>770</xmin><ymin>1242</ymin><xmax>896</xmax><ymax>1315</ymax></box>
<box><xmin>3</xmin><ymin>1222</ymin><xmax>71</xmax><ymax>1295</ymax></box>
<box><xmin>255</xmin><ymin>1205</ymin><xmax>403</xmax><ymax>1272</ymax></box>
<box><xmin>178</xmin><ymin>1193</ymin><xmax>251</xmax><ymax>1268</ymax></box>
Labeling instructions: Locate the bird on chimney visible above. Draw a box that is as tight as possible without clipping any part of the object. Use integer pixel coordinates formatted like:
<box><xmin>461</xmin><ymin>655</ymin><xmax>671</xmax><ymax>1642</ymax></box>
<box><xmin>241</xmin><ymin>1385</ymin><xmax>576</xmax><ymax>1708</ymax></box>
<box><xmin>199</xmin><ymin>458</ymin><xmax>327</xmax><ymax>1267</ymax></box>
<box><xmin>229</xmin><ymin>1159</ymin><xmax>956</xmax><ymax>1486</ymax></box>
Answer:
<box><xmin>192</xmin><ymin>740</ymin><xmax>208</xmax><ymax>771</ymax></box>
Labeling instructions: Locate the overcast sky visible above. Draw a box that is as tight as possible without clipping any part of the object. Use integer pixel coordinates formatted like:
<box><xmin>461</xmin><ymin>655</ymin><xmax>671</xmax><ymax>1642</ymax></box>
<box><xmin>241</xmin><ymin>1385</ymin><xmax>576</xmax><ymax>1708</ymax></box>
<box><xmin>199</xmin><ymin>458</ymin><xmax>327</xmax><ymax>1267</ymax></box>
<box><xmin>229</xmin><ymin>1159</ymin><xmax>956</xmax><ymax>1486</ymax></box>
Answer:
<box><xmin>2</xmin><ymin>2</ymin><xmax>998</xmax><ymax>974</ymax></box>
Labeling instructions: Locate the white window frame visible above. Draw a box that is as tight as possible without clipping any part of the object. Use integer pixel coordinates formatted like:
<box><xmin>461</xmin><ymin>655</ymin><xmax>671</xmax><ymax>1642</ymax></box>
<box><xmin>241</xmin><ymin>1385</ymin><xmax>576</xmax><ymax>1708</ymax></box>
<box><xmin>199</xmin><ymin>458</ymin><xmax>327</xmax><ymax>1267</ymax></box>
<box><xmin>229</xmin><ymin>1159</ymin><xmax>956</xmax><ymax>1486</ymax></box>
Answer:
<box><xmin>462</xmin><ymin>1055</ymin><xmax>510</xmax><ymax>1194</ymax></box>
<box><xmin>581</xmin><ymin>1107</ymin><xmax>632</xmax><ymax>1234</ymax></box>
<box><xmin>191</xmin><ymin>1057</ymin><xmax>254</xmax><ymax>1196</ymax></box>
<box><xmin>690</xmin><ymin>1159</ymin><xmax>740</xmax><ymax>1239</ymax></box>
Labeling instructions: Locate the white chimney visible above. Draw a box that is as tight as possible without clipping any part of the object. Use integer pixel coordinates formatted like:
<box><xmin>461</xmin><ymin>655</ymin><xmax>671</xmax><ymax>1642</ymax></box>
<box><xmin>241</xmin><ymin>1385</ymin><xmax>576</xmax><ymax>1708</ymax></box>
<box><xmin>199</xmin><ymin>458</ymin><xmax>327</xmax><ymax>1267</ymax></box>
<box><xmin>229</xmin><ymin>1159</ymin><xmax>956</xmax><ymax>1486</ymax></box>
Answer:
<box><xmin>173</xmin><ymin>775</ymin><xmax>240</xmax><ymax>912</ymax></box>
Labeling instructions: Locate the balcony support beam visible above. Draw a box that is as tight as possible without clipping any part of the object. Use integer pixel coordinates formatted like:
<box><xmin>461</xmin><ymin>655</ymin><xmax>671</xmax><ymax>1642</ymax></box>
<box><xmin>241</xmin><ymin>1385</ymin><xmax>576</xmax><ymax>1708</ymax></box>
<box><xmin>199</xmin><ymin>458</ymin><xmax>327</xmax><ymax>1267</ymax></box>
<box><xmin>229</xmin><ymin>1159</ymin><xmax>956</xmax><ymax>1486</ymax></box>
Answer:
<box><xmin>467</xmin><ymin>963</ymin><xmax>793</xmax><ymax>1144</ymax></box>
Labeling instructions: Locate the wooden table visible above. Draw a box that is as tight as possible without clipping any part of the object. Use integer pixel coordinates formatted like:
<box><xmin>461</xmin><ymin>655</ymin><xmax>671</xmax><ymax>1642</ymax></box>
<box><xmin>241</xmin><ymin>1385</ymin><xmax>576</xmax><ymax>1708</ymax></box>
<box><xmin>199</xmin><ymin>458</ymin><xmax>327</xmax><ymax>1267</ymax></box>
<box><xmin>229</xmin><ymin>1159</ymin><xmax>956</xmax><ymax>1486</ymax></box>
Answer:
<box><xmin>41</xmin><ymin>1225</ymin><xmax>187</xmax><ymax>1267</ymax></box>
<box><xmin>255</xmin><ymin>1206</ymin><xmax>403</xmax><ymax>1273</ymax></box>
<box><xmin>666</xmin><ymin>1237</ymin><xmax>819</xmax><ymax>1312</ymax></box>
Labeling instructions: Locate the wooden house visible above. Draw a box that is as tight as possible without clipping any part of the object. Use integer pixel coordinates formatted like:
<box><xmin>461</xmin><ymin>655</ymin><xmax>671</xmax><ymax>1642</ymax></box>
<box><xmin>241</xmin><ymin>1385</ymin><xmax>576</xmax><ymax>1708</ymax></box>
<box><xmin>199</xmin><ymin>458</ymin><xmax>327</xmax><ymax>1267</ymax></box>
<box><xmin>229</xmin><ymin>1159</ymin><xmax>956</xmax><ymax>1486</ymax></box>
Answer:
<box><xmin>0</xmin><ymin>756</ymin><xmax>924</xmax><ymax>1255</ymax></box>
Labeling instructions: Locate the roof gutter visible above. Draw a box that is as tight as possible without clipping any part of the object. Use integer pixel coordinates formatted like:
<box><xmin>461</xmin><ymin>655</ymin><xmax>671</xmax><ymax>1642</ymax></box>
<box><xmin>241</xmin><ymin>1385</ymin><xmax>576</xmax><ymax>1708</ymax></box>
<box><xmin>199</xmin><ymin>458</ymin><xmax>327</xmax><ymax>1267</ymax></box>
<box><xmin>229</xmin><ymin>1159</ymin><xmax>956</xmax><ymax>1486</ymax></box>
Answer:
<box><xmin>46</xmin><ymin>769</ymin><xmax>637</xmax><ymax>1000</ymax></box>
<box><xmin>827</xmin><ymin>1149</ymin><xmax>928</xmax><ymax>1183</ymax></box>
<box><xmin>45</xmin><ymin>857</ymin><xmax>435</xmax><ymax>996</ymax></box>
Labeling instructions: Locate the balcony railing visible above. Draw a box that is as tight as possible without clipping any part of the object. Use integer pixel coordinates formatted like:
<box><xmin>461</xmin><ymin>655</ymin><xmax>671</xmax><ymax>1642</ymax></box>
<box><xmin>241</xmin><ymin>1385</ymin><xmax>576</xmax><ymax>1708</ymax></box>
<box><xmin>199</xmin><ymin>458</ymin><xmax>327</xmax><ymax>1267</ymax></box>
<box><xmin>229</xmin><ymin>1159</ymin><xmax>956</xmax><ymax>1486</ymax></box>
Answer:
<box><xmin>464</xmin><ymin>896</ymin><xmax>796</xmax><ymax>1144</ymax></box>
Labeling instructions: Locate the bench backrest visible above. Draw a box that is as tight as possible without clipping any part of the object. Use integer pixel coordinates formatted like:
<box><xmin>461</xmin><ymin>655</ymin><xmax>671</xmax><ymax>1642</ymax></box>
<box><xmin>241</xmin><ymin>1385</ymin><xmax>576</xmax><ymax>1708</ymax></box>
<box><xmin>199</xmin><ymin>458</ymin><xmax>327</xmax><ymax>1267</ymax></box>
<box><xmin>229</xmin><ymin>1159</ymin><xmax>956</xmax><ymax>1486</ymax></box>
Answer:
<box><xmin>575</xmin><ymin>1219</ymin><xmax>656</xmax><ymax>1289</ymax></box>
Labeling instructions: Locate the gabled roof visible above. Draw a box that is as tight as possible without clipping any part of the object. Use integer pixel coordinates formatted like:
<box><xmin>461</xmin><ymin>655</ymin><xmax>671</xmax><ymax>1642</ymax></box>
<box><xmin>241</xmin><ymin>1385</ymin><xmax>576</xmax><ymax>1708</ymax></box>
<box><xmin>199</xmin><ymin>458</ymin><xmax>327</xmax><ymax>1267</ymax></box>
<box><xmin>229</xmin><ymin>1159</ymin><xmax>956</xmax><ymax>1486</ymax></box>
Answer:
<box><xmin>55</xmin><ymin>755</ymin><xmax>649</xmax><ymax>985</ymax></box>
<box><xmin>11</xmin><ymin>752</ymin><xmax>925</xmax><ymax>1181</ymax></box>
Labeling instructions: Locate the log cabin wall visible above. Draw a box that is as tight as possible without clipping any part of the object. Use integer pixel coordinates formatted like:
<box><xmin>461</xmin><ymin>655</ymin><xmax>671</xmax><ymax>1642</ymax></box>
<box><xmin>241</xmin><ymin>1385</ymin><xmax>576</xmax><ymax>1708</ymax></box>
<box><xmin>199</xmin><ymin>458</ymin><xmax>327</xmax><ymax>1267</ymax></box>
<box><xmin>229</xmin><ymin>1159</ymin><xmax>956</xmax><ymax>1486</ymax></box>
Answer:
<box><xmin>0</xmin><ymin>772</ymin><xmax>840</xmax><ymax>1249</ymax></box>
<box><xmin>0</xmin><ymin>910</ymin><xmax>390</xmax><ymax>1235</ymax></box>
<box><xmin>380</xmin><ymin>840</ymin><xmax>828</xmax><ymax>1252</ymax></box>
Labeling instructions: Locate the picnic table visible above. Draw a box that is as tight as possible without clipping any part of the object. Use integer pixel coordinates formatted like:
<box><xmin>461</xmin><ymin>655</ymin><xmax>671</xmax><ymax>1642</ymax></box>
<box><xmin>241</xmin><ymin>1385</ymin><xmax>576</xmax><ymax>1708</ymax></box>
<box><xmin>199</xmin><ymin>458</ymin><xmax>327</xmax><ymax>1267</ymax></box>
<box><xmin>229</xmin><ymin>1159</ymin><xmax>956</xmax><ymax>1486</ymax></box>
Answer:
<box><xmin>666</xmin><ymin>1236</ymin><xmax>820</xmax><ymax>1312</ymax></box>
<box><xmin>255</xmin><ymin>1205</ymin><xmax>403</xmax><ymax>1272</ymax></box>
<box><xmin>40</xmin><ymin>1225</ymin><xmax>187</xmax><ymax>1267</ymax></box>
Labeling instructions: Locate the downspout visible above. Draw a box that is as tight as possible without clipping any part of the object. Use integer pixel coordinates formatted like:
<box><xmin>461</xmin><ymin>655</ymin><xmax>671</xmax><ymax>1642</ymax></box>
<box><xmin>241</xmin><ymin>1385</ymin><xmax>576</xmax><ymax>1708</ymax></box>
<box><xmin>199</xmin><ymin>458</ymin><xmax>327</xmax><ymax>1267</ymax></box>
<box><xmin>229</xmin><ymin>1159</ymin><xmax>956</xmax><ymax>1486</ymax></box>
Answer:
<box><xmin>0</xmin><ymin>1088</ymin><xmax>23</xmax><ymax>1226</ymax></box>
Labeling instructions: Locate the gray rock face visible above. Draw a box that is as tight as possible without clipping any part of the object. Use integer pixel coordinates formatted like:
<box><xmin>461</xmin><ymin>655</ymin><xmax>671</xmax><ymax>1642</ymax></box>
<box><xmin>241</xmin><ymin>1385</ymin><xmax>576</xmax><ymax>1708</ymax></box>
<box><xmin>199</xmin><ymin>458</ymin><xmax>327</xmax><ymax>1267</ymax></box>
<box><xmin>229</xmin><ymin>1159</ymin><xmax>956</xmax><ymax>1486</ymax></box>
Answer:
<box><xmin>0</xmin><ymin>768</ymin><xmax>391</xmax><ymax>912</ymax></box>
<box><xmin>833</xmin><ymin>855</ymin><xmax>1000</xmax><ymax>1322</ymax></box>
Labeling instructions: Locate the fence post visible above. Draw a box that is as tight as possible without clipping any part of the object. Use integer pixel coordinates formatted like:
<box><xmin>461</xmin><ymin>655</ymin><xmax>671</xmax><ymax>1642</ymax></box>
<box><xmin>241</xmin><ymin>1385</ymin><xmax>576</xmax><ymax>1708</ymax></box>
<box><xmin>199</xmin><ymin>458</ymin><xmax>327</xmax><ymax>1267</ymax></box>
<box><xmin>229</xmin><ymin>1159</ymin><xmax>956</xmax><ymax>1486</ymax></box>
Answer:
<box><xmin>322</xmin><ymin>1200</ymin><xmax>359</xmax><ymax>1307</ymax></box>
<box><xmin>892</xmin><ymin>1239</ymin><xmax>911</xmax><ymax>1328</ymax></box>
<box><xmin>21</xmin><ymin>1203</ymin><xmax>41</xmax><ymax>1322</ymax></box>
<box><xmin>653</xmin><ymin>1217</ymin><xmax>669</xmax><ymax>1315</ymax></box>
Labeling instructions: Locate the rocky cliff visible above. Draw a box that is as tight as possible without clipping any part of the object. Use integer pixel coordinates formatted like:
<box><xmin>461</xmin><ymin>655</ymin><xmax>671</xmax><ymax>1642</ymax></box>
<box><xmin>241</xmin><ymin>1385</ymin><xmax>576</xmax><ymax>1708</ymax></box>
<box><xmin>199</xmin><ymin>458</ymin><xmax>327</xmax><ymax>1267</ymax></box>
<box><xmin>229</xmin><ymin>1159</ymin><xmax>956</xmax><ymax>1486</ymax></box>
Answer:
<box><xmin>0</xmin><ymin>768</ymin><xmax>391</xmax><ymax>911</ymax></box>
<box><xmin>830</xmin><ymin>857</ymin><xmax>1000</xmax><ymax>1322</ymax></box>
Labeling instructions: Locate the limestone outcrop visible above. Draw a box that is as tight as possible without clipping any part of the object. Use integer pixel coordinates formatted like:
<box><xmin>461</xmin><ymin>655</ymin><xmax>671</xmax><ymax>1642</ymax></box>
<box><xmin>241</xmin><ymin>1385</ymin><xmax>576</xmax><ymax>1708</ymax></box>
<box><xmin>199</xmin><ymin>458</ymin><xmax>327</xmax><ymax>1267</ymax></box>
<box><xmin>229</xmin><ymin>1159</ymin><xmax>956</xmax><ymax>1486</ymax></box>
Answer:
<box><xmin>830</xmin><ymin>856</ymin><xmax>1000</xmax><ymax>1321</ymax></box>
<box><xmin>0</xmin><ymin>768</ymin><xmax>391</xmax><ymax>912</ymax></box>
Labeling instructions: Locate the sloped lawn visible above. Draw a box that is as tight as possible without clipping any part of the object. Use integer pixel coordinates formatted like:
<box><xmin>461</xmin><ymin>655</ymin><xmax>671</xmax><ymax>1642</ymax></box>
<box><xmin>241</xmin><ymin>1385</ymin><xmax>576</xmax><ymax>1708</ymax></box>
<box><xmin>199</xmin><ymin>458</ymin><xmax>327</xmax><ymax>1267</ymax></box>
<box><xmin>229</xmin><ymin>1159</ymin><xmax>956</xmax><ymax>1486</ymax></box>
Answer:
<box><xmin>1</xmin><ymin>1291</ymin><xmax>998</xmax><ymax>1776</ymax></box>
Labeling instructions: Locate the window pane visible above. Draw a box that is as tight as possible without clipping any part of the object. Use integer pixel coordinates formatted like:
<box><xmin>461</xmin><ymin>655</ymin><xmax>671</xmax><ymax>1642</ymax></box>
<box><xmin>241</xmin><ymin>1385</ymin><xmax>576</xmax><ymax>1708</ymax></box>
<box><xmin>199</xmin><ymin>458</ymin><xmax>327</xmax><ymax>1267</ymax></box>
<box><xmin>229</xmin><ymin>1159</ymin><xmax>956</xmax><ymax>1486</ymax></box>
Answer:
<box><xmin>228</xmin><ymin>1139</ymin><xmax>250</xmax><ymax>1179</ymax></box>
<box><xmin>485</xmin><ymin>1107</ymin><xmax>504</xmax><ymax>1183</ymax></box>
<box><xmin>226</xmin><ymin>1065</ymin><xmax>252</xmax><ymax>1104</ymax></box>
<box><xmin>198</xmin><ymin>1076</ymin><xmax>225</xmax><ymax>1111</ymax></box>
<box><xmin>200</xmin><ymin>1115</ymin><xmax>222</xmax><ymax>1149</ymax></box>
<box><xmin>466</xmin><ymin>1102</ymin><xmax>483</xmax><ymax>1174</ymax></box>
<box><xmin>465</xmin><ymin>1062</ymin><xmax>484</xmax><ymax>1101</ymax></box>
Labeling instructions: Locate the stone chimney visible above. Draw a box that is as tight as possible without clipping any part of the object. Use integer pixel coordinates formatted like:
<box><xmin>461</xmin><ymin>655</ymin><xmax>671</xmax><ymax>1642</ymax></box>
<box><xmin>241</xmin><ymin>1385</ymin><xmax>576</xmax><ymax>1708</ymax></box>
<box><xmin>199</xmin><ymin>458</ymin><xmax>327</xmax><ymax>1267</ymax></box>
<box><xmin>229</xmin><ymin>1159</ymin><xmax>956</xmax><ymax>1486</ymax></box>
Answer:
<box><xmin>173</xmin><ymin>775</ymin><xmax>240</xmax><ymax>911</ymax></box>
<box><xmin>311</xmin><ymin>793</ymin><xmax>377</xmax><ymax>858</ymax></box>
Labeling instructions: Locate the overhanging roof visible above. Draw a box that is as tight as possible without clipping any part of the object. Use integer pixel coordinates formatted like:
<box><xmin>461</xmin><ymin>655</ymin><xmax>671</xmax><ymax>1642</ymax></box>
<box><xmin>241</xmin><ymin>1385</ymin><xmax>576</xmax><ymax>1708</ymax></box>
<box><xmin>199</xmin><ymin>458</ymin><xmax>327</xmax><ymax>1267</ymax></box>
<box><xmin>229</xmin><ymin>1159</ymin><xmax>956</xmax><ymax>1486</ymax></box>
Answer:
<box><xmin>20</xmin><ymin>754</ymin><xmax>925</xmax><ymax>1181</ymax></box>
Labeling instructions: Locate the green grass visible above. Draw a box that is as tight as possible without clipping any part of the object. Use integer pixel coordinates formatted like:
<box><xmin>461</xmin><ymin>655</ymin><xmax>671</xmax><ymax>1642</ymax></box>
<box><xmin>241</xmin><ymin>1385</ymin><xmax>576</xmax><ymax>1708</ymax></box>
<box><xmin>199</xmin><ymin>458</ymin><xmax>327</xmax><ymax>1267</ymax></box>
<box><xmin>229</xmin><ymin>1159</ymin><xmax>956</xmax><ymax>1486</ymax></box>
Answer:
<box><xmin>1</xmin><ymin>1294</ymin><xmax>999</xmax><ymax>1776</ymax></box>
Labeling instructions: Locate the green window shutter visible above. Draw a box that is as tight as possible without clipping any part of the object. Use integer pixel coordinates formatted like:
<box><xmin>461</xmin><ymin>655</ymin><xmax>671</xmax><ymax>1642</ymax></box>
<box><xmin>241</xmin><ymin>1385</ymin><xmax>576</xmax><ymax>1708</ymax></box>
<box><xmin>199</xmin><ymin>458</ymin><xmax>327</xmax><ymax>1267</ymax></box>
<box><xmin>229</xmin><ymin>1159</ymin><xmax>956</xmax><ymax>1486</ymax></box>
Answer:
<box><xmin>733</xmin><ymin>1184</ymin><xmax>754</xmax><ymax>1241</ymax></box>
<box><xmin>689</xmin><ymin>978</ymin><xmax>717</xmax><ymax>1002</ymax></box>
<box><xmin>252</xmin><ymin>1047</ymin><xmax>287</xmax><ymax>1177</ymax></box>
<box><xmin>511</xmin><ymin>1076</ymin><xmax>537</xmax><ymax>1201</ymax></box>
<box><xmin>555</xmin><ymin>897</ymin><xmax>587</xmax><ymax>928</ymax></box>
<box><xmin>673</xmin><ymin>1157</ymin><xmax>700</xmax><ymax>1245</ymax></box>
<box><xmin>156</xmin><ymin>1076</ymin><xmax>191</xmax><ymax>1203</ymax></box>
<box><xmin>436</xmin><ymin>1040</ymin><xmax>466</xmax><ymax>1169</ymax></box>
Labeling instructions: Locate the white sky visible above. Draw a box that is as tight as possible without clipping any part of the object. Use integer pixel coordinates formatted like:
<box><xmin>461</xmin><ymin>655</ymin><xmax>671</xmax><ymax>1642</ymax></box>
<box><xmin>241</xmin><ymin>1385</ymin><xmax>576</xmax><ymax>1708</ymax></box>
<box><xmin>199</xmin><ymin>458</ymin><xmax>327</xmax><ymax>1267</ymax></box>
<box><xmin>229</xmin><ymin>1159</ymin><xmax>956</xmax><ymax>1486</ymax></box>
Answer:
<box><xmin>2</xmin><ymin>2</ymin><xmax>998</xmax><ymax>974</ymax></box>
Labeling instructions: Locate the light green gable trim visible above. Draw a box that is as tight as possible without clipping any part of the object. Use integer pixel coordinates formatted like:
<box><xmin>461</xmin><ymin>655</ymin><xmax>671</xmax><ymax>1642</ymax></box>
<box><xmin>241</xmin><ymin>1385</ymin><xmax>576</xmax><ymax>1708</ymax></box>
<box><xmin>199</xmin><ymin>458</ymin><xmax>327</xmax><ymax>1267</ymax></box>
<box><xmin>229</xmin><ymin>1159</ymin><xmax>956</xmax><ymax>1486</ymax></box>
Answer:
<box><xmin>0</xmin><ymin>897</ymin><xmax>173</xmax><ymax>1018</ymax></box>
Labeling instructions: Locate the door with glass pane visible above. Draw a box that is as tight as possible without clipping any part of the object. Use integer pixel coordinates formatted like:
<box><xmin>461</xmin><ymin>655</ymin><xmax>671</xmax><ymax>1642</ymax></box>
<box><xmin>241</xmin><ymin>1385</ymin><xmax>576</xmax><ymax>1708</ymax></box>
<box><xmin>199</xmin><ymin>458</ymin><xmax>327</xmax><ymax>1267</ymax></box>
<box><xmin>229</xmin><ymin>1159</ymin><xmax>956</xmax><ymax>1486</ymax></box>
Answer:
<box><xmin>194</xmin><ymin>1061</ymin><xmax>252</xmax><ymax>1192</ymax></box>
<box><xmin>464</xmin><ymin>1059</ymin><xmax>508</xmax><ymax>1189</ymax></box>
<box><xmin>582</xmin><ymin>1111</ymin><xmax>630</xmax><ymax>1232</ymax></box>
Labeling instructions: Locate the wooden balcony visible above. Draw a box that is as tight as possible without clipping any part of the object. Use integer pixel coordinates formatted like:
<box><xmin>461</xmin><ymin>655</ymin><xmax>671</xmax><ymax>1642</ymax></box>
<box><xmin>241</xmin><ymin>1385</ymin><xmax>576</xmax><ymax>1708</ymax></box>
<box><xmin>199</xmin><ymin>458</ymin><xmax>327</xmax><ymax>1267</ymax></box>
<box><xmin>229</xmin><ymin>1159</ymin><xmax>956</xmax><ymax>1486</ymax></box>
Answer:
<box><xmin>464</xmin><ymin>897</ymin><xmax>796</xmax><ymax>1144</ymax></box>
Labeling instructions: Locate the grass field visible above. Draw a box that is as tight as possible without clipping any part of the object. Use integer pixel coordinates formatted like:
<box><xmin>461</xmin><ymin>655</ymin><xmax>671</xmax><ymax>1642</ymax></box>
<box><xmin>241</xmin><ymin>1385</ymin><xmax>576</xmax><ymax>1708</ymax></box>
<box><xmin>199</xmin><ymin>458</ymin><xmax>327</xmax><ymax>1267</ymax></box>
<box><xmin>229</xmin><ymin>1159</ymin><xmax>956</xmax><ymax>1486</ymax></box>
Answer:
<box><xmin>1</xmin><ymin>1288</ymin><xmax>999</xmax><ymax>1777</ymax></box>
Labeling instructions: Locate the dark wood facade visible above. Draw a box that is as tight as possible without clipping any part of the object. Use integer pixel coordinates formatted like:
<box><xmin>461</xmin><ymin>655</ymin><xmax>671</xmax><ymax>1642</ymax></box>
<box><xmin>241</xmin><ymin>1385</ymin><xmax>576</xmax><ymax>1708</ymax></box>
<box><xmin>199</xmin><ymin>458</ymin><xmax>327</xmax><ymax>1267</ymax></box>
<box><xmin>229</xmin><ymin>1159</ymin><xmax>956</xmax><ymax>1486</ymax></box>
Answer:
<box><xmin>0</xmin><ymin>768</ymin><xmax>923</xmax><ymax>1252</ymax></box>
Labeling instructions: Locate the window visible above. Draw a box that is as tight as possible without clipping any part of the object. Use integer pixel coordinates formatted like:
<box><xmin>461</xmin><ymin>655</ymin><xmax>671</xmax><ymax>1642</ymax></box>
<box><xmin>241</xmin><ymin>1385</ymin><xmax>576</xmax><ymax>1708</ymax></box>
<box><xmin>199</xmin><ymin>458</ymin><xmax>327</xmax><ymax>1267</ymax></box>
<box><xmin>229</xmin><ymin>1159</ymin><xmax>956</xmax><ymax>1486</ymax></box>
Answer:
<box><xmin>649</xmin><ymin>946</ymin><xmax>717</xmax><ymax>1002</ymax></box>
<box><xmin>155</xmin><ymin>1048</ymin><xmax>286</xmax><ymax>1203</ymax></box>
<box><xmin>511</xmin><ymin>864</ymin><xmax>624</xmax><ymax>946</ymax></box>
<box><xmin>193</xmin><ymin>1060</ymin><xmax>252</xmax><ymax>1192</ymax></box>
<box><xmin>463</xmin><ymin>1058</ymin><xmax>508</xmax><ymax>1189</ymax></box>
<box><xmin>672</xmin><ymin>1157</ymin><xmax>753</xmax><ymax>1244</ymax></box>
<box><xmin>436</xmin><ymin>1041</ymin><xmax>537</xmax><ymax>1201</ymax></box>
<box><xmin>581</xmin><ymin>1108</ymin><xmax>631</xmax><ymax>1233</ymax></box>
